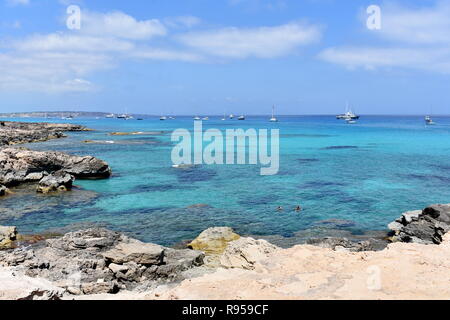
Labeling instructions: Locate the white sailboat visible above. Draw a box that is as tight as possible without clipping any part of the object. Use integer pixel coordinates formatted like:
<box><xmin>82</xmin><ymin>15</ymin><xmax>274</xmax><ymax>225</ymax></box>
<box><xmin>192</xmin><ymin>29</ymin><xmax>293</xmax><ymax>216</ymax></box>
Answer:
<box><xmin>425</xmin><ymin>115</ymin><xmax>435</xmax><ymax>125</ymax></box>
<box><xmin>269</xmin><ymin>105</ymin><xmax>278</xmax><ymax>122</ymax></box>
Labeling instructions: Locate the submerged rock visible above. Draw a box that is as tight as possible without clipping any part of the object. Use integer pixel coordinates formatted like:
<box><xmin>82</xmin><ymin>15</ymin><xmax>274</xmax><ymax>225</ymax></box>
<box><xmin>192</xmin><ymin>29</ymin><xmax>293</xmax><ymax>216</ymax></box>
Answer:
<box><xmin>36</xmin><ymin>171</ymin><xmax>75</xmax><ymax>193</ymax></box>
<box><xmin>0</xmin><ymin>147</ymin><xmax>111</xmax><ymax>186</ymax></box>
<box><xmin>389</xmin><ymin>204</ymin><xmax>450</xmax><ymax>244</ymax></box>
<box><xmin>0</xmin><ymin>228</ymin><xmax>204</xmax><ymax>296</ymax></box>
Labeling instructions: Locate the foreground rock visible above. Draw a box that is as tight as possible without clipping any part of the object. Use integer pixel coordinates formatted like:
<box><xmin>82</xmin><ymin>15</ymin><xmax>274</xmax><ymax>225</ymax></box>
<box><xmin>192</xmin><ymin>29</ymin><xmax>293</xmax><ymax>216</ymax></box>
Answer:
<box><xmin>188</xmin><ymin>227</ymin><xmax>241</xmax><ymax>267</ymax></box>
<box><xmin>0</xmin><ymin>267</ymin><xmax>64</xmax><ymax>300</ymax></box>
<box><xmin>0</xmin><ymin>121</ymin><xmax>88</xmax><ymax>146</ymax></box>
<box><xmin>389</xmin><ymin>204</ymin><xmax>450</xmax><ymax>244</ymax></box>
<box><xmin>0</xmin><ymin>226</ymin><xmax>17</xmax><ymax>249</ymax></box>
<box><xmin>0</xmin><ymin>148</ymin><xmax>111</xmax><ymax>187</ymax></box>
<box><xmin>36</xmin><ymin>171</ymin><xmax>74</xmax><ymax>193</ymax></box>
<box><xmin>0</xmin><ymin>228</ymin><xmax>204</xmax><ymax>296</ymax></box>
<box><xmin>158</xmin><ymin>232</ymin><xmax>450</xmax><ymax>300</ymax></box>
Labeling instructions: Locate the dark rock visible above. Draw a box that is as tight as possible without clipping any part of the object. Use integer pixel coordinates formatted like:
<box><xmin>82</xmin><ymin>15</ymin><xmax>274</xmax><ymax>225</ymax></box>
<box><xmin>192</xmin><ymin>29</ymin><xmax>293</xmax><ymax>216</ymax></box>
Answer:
<box><xmin>36</xmin><ymin>171</ymin><xmax>75</xmax><ymax>193</ymax></box>
<box><xmin>0</xmin><ymin>228</ymin><xmax>204</xmax><ymax>295</ymax></box>
<box><xmin>0</xmin><ymin>147</ymin><xmax>111</xmax><ymax>187</ymax></box>
<box><xmin>0</xmin><ymin>121</ymin><xmax>88</xmax><ymax>146</ymax></box>
<box><xmin>306</xmin><ymin>237</ymin><xmax>379</xmax><ymax>252</ymax></box>
<box><xmin>388</xmin><ymin>204</ymin><xmax>450</xmax><ymax>244</ymax></box>
<box><xmin>0</xmin><ymin>185</ymin><xmax>7</xmax><ymax>196</ymax></box>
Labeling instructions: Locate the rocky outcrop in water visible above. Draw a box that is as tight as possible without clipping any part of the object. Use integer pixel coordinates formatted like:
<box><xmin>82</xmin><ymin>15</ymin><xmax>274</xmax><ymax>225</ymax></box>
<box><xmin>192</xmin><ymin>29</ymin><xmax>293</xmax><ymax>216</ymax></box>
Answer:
<box><xmin>0</xmin><ymin>185</ymin><xmax>8</xmax><ymax>196</ymax></box>
<box><xmin>0</xmin><ymin>228</ymin><xmax>205</xmax><ymax>296</ymax></box>
<box><xmin>0</xmin><ymin>148</ymin><xmax>111</xmax><ymax>187</ymax></box>
<box><xmin>0</xmin><ymin>121</ymin><xmax>88</xmax><ymax>146</ymax></box>
<box><xmin>36</xmin><ymin>171</ymin><xmax>74</xmax><ymax>193</ymax></box>
<box><xmin>388</xmin><ymin>204</ymin><xmax>450</xmax><ymax>244</ymax></box>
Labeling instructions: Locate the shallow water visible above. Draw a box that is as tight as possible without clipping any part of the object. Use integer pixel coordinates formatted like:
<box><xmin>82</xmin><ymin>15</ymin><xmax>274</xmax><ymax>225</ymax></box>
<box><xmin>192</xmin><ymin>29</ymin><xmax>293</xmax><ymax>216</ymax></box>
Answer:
<box><xmin>2</xmin><ymin>115</ymin><xmax>450</xmax><ymax>246</ymax></box>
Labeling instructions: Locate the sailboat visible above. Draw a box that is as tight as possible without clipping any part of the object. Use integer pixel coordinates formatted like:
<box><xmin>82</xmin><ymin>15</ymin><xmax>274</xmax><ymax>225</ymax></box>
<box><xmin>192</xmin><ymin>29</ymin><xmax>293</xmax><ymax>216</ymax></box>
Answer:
<box><xmin>269</xmin><ymin>105</ymin><xmax>278</xmax><ymax>122</ymax></box>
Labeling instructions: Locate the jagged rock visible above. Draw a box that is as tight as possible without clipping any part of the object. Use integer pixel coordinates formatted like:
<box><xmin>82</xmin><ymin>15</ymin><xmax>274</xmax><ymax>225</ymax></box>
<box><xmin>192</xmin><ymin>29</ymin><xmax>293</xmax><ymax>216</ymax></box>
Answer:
<box><xmin>0</xmin><ymin>147</ymin><xmax>111</xmax><ymax>186</ymax></box>
<box><xmin>306</xmin><ymin>237</ymin><xmax>377</xmax><ymax>252</ymax></box>
<box><xmin>0</xmin><ymin>121</ymin><xmax>88</xmax><ymax>146</ymax></box>
<box><xmin>36</xmin><ymin>171</ymin><xmax>75</xmax><ymax>193</ymax></box>
<box><xmin>0</xmin><ymin>185</ymin><xmax>8</xmax><ymax>196</ymax></box>
<box><xmin>220</xmin><ymin>237</ymin><xmax>279</xmax><ymax>270</ymax></box>
<box><xmin>0</xmin><ymin>226</ymin><xmax>17</xmax><ymax>249</ymax></box>
<box><xmin>389</xmin><ymin>204</ymin><xmax>450</xmax><ymax>244</ymax></box>
<box><xmin>0</xmin><ymin>267</ymin><xmax>64</xmax><ymax>300</ymax></box>
<box><xmin>0</xmin><ymin>228</ymin><xmax>205</xmax><ymax>296</ymax></box>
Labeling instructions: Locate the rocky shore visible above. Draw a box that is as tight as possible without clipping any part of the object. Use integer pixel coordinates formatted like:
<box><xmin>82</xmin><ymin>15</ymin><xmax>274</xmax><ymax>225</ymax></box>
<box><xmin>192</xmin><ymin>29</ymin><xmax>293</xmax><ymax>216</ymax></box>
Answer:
<box><xmin>0</xmin><ymin>121</ymin><xmax>111</xmax><ymax>197</ymax></box>
<box><xmin>0</xmin><ymin>121</ymin><xmax>88</xmax><ymax>146</ymax></box>
<box><xmin>1</xmin><ymin>203</ymin><xmax>450</xmax><ymax>300</ymax></box>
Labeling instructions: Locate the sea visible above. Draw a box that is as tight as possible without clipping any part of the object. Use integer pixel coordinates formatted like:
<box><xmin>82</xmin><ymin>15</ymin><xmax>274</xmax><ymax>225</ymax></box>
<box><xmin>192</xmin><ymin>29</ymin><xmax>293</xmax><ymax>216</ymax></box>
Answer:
<box><xmin>2</xmin><ymin>115</ymin><xmax>450</xmax><ymax>246</ymax></box>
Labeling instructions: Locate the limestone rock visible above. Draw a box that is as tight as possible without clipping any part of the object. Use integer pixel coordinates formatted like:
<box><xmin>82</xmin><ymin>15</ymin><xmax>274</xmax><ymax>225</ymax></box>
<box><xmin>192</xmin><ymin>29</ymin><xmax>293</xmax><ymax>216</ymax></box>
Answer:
<box><xmin>0</xmin><ymin>226</ymin><xmax>17</xmax><ymax>248</ymax></box>
<box><xmin>103</xmin><ymin>240</ymin><xmax>164</xmax><ymax>265</ymax></box>
<box><xmin>220</xmin><ymin>237</ymin><xmax>279</xmax><ymax>270</ymax></box>
<box><xmin>389</xmin><ymin>204</ymin><xmax>450</xmax><ymax>244</ymax></box>
<box><xmin>188</xmin><ymin>227</ymin><xmax>240</xmax><ymax>255</ymax></box>
<box><xmin>0</xmin><ymin>147</ymin><xmax>111</xmax><ymax>187</ymax></box>
<box><xmin>0</xmin><ymin>267</ymin><xmax>64</xmax><ymax>300</ymax></box>
<box><xmin>36</xmin><ymin>171</ymin><xmax>75</xmax><ymax>193</ymax></box>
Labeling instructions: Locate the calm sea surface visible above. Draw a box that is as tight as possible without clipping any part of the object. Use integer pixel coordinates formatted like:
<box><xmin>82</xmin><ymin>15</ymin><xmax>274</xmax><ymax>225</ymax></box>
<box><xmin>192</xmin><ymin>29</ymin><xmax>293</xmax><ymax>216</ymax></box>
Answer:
<box><xmin>2</xmin><ymin>115</ymin><xmax>450</xmax><ymax>246</ymax></box>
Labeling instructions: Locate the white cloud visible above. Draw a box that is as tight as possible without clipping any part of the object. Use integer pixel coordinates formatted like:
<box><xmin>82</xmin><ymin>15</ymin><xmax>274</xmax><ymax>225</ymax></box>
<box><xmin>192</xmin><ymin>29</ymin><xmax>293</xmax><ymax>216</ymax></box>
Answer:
<box><xmin>319</xmin><ymin>1</ymin><xmax>450</xmax><ymax>74</ymax></box>
<box><xmin>178</xmin><ymin>22</ymin><xmax>321</xmax><ymax>59</ymax></box>
<box><xmin>131</xmin><ymin>48</ymin><xmax>203</xmax><ymax>62</ymax></box>
<box><xmin>379</xmin><ymin>1</ymin><xmax>450</xmax><ymax>45</ymax></box>
<box><xmin>13</xmin><ymin>33</ymin><xmax>135</xmax><ymax>52</ymax></box>
<box><xmin>164</xmin><ymin>16</ymin><xmax>201</xmax><ymax>29</ymax></box>
<box><xmin>6</xmin><ymin>0</ymin><xmax>29</xmax><ymax>6</ymax></box>
<box><xmin>319</xmin><ymin>47</ymin><xmax>450</xmax><ymax>74</ymax></box>
<box><xmin>80</xmin><ymin>11</ymin><xmax>167</xmax><ymax>40</ymax></box>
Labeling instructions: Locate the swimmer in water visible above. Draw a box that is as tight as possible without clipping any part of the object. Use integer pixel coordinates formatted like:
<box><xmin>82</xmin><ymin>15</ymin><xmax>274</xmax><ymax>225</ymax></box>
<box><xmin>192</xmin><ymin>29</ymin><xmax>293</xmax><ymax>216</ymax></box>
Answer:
<box><xmin>295</xmin><ymin>206</ymin><xmax>302</xmax><ymax>212</ymax></box>
<box><xmin>277</xmin><ymin>206</ymin><xmax>284</xmax><ymax>212</ymax></box>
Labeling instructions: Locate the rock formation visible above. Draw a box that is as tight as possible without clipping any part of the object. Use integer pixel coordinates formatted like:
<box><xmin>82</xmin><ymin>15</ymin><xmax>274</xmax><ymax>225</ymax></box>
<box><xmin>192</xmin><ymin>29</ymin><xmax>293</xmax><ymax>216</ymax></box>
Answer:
<box><xmin>0</xmin><ymin>147</ymin><xmax>111</xmax><ymax>187</ymax></box>
<box><xmin>0</xmin><ymin>121</ymin><xmax>88</xmax><ymax>146</ymax></box>
<box><xmin>0</xmin><ymin>226</ymin><xmax>17</xmax><ymax>249</ymax></box>
<box><xmin>0</xmin><ymin>228</ymin><xmax>204</xmax><ymax>296</ymax></box>
<box><xmin>36</xmin><ymin>171</ymin><xmax>75</xmax><ymax>193</ymax></box>
<box><xmin>388</xmin><ymin>204</ymin><xmax>450</xmax><ymax>244</ymax></box>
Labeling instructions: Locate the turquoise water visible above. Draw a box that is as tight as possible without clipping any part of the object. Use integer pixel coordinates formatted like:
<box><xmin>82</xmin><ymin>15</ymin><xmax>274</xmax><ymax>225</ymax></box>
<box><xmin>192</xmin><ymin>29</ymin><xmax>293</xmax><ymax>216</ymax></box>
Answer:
<box><xmin>2</xmin><ymin>115</ymin><xmax>450</xmax><ymax>246</ymax></box>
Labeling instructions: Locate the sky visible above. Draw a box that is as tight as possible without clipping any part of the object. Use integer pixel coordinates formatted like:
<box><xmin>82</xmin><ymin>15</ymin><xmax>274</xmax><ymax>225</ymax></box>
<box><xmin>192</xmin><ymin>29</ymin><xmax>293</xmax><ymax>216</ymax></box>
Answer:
<box><xmin>1</xmin><ymin>0</ymin><xmax>450</xmax><ymax>115</ymax></box>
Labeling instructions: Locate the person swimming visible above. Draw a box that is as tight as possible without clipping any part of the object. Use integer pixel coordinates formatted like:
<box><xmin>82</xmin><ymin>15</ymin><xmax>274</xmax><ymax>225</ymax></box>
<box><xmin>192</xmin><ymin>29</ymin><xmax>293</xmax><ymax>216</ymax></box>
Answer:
<box><xmin>295</xmin><ymin>206</ymin><xmax>302</xmax><ymax>212</ymax></box>
<box><xmin>276</xmin><ymin>206</ymin><xmax>284</xmax><ymax>212</ymax></box>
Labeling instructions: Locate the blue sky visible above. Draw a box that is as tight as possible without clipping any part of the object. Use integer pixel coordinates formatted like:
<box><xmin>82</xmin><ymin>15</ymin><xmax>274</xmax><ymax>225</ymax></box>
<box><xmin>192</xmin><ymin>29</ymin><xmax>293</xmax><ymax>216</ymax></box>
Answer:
<box><xmin>1</xmin><ymin>0</ymin><xmax>450</xmax><ymax>115</ymax></box>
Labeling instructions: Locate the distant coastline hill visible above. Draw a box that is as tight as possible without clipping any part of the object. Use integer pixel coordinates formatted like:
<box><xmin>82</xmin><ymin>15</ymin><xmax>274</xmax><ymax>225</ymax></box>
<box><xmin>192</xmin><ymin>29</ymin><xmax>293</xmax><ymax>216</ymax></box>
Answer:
<box><xmin>0</xmin><ymin>111</ymin><xmax>110</xmax><ymax>118</ymax></box>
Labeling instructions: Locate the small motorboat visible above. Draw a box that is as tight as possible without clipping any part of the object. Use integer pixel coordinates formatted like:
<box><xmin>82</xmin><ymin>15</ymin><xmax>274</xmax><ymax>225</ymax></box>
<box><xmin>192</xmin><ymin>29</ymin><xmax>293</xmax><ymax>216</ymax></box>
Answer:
<box><xmin>238</xmin><ymin>115</ymin><xmax>245</xmax><ymax>120</ymax></box>
<box><xmin>194</xmin><ymin>116</ymin><xmax>201</xmax><ymax>121</ymax></box>
<box><xmin>229</xmin><ymin>114</ymin><xmax>235</xmax><ymax>119</ymax></box>
<box><xmin>160</xmin><ymin>116</ymin><xmax>167</xmax><ymax>121</ymax></box>
<box><xmin>202</xmin><ymin>117</ymin><xmax>209</xmax><ymax>121</ymax></box>
<box><xmin>425</xmin><ymin>116</ymin><xmax>436</xmax><ymax>125</ymax></box>
<box><xmin>346</xmin><ymin>118</ymin><xmax>357</xmax><ymax>124</ymax></box>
